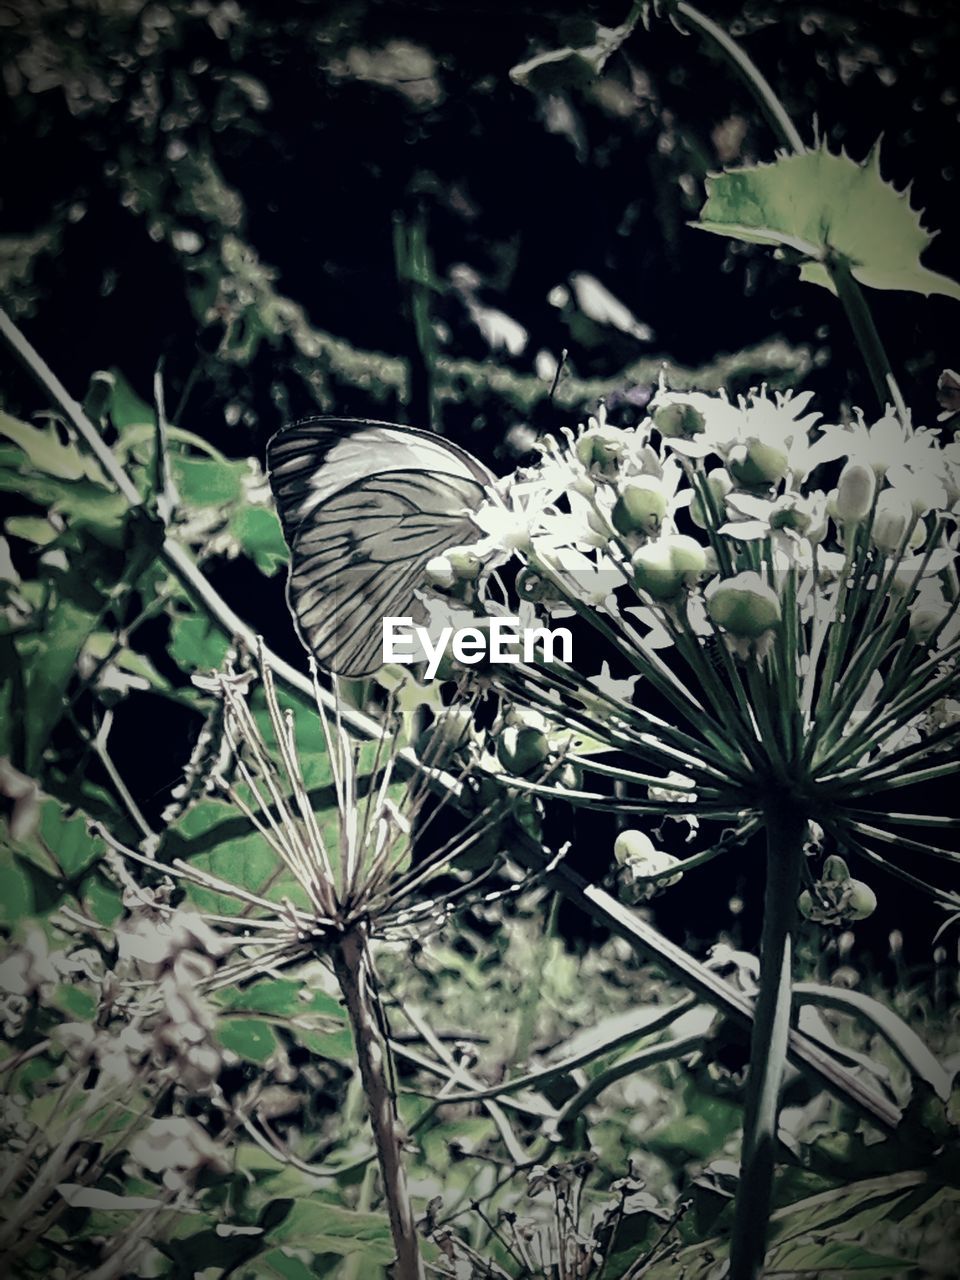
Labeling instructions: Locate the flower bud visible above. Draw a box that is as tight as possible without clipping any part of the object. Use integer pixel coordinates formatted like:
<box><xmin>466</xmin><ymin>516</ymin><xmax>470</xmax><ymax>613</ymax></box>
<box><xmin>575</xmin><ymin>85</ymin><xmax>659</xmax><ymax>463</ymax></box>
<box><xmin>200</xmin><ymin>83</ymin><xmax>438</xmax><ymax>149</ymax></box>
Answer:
<box><xmin>727</xmin><ymin>437</ymin><xmax>789</xmax><ymax>488</ymax></box>
<box><xmin>705</xmin><ymin>572</ymin><xmax>781</xmax><ymax>638</ymax></box>
<box><xmin>576</xmin><ymin>426</ymin><xmax>627</xmax><ymax>472</ymax></box>
<box><xmin>871</xmin><ymin>492</ymin><xmax>923</xmax><ymax>554</ymax></box>
<box><xmin>446</xmin><ymin>546</ymin><xmax>483</xmax><ymax>581</ymax></box>
<box><xmin>631</xmin><ymin>541</ymin><xmax>683</xmax><ymax>601</ymax></box>
<box><xmin>615</xmin><ymin>829</ymin><xmax>683</xmax><ymax>900</ymax></box>
<box><xmin>835</xmin><ymin>462</ymin><xmax>875</xmax><ymax>524</ymax></box>
<box><xmin>613</xmin><ymin>828</ymin><xmax>656</xmax><ymax>865</ymax></box>
<box><xmin>653</xmin><ymin>401</ymin><xmax>706</xmax><ymax>439</ymax></box>
<box><xmin>822</xmin><ymin>855</ymin><xmax>850</xmax><ymax>883</ymax></box>
<box><xmin>663</xmin><ymin>533</ymin><xmax>708</xmax><ymax>582</ymax></box>
<box><xmin>516</xmin><ymin>568</ymin><xmax>549</xmax><ymax>601</ymax></box>
<box><xmin>769</xmin><ymin>493</ymin><xmax>813</xmax><ymax>533</ymax></box>
<box><xmin>908</xmin><ymin>604</ymin><xmax>947</xmax><ymax>643</ymax></box>
<box><xmin>496</xmin><ymin>725</ymin><xmax>549</xmax><ymax>776</ymax></box>
<box><xmin>612</xmin><ymin>476</ymin><xmax>668</xmax><ymax>536</ymax></box>
<box><xmin>845</xmin><ymin>879</ymin><xmax>878</xmax><ymax>921</ymax></box>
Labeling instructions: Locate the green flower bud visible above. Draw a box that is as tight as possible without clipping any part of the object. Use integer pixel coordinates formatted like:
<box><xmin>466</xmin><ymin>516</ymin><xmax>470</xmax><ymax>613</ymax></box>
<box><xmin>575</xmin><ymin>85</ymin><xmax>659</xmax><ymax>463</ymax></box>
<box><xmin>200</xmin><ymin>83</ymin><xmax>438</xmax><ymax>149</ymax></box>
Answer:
<box><xmin>663</xmin><ymin>533</ymin><xmax>708</xmax><ymax>582</ymax></box>
<box><xmin>690</xmin><ymin>469</ymin><xmax>733</xmax><ymax>529</ymax></box>
<box><xmin>653</xmin><ymin>401</ymin><xmax>706</xmax><ymax>439</ymax></box>
<box><xmin>446</xmin><ymin>546</ymin><xmax>483</xmax><ymax>581</ymax></box>
<box><xmin>576</xmin><ymin>426</ymin><xmax>627</xmax><ymax>472</ymax></box>
<box><xmin>496</xmin><ymin>725</ymin><xmax>549</xmax><ymax>776</ymax></box>
<box><xmin>612</xmin><ymin>476</ymin><xmax>668</xmax><ymax>536</ymax></box>
<box><xmin>613</xmin><ymin>828</ymin><xmax>656</xmax><ymax>865</ymax></box>
<box><xmin>798</xmin><ymin>889</ymin><xmax>817</xmax><ymax>920</ymax></box>
<box><xmin>631</xmin><ymin>541</ymin><xmax>683</xmax><ymax>601</ymax></box>
<box><xmin>845</xmin><ymin>879</ymin><xmax>877</xmax><ymax>921</ymax></box>
<box><xmin>769</xmin><ymin>493</ymin><xmax>813</xmax><ymax>533</ymax></box>
<box><xmin>416</xmin><ymin>706</ymin><xmax>475</xmax><ymax>759</ymax></box>
<box><xmin>835</xmin><ymin>462</ymin><xmax>876</xmax><ymax>524</ymax></box>
<box><xmin>727</xmin><ymin>437</ymin><xmax>789</xmax><ymax>488</ymax></box>
<box><xmin>822</xmin><ymin>855</ymin><xmax>850</xmax><ymax>883</ymax></box>
<box><xmin>871</xmin><ymin>492</ymin><xmax>924</xmax><ymax>554</ymax></box>
<box><xmin>706</xmin><ymin>572</ymin><xmax>781</xmax><ymax>638</ymax></box>
<box><xmin>909</xmin><ymin>604</ymin><xmax>947</xmax><ymax>642</ymax></box>
<box><xmin>516</xmin><ymin>568</ymin><xmax>549</xmax><ymax>601</ymax></box>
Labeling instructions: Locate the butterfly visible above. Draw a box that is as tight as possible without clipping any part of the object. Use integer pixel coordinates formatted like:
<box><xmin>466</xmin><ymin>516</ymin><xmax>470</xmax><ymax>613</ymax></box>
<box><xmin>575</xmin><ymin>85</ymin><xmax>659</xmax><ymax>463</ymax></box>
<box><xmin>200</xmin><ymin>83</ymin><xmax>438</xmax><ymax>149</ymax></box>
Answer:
<box><xmin>267</xmin><ymin>417</ymin><xmax>498</xmax><ymax>678</ymax></box>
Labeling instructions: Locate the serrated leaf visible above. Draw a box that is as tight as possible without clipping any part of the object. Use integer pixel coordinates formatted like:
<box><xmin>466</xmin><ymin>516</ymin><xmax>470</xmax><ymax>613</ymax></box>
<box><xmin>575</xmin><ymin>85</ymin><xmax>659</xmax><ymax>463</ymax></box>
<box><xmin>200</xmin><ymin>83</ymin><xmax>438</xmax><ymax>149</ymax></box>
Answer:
<box><xmin>692</xmin><ymin>142</ymin><xmax>960</xmax><ymax>300</ymax></box>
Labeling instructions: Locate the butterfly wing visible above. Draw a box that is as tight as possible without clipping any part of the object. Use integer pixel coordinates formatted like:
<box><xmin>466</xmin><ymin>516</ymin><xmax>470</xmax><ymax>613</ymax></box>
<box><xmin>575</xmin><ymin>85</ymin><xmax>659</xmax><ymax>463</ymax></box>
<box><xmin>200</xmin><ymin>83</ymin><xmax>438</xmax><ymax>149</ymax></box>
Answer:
<box><xmin>267</xmin><ymin>418</ymin><xmax>496</xmax><ymax>678</ymax></box>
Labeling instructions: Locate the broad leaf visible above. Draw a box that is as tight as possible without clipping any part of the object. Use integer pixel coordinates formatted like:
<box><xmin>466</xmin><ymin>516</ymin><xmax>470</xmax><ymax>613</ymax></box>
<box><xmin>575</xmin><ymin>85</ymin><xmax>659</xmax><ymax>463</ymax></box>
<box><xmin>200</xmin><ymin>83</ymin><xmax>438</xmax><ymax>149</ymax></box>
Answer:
<box><xmin>692</xmin><ymin>142</ymin><xmax>960</xmax><ymax>300</ymax></box>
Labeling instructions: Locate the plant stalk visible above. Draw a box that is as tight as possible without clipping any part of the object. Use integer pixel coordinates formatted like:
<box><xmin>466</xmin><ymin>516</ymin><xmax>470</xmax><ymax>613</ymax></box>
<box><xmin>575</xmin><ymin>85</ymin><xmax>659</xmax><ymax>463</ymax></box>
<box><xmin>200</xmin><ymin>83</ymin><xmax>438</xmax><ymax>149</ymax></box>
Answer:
<box><xmin>674</xmin><ymin>0</ymin><xmax>904</xmax><ymax>415</ymax></box>
<box><xmin>728</xmin><ymin>804</ymin><xmax>807</xmax><ymax>1280</ymax></box>
<box><xmin>331</xmin><ymin>926</ymin><xmax>425</xmax><ymax>1280</ymax></box>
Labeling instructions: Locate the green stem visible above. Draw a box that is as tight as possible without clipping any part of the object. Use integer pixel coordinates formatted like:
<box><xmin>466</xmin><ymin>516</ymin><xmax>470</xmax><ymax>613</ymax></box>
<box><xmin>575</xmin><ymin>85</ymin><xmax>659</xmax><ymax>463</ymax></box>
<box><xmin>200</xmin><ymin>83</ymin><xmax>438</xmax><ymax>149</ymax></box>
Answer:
<box><xmin>728</xmin><ymin>803</ymin><xmax>806</xmax><ymax>1280</ymax></box>
<box><xmin>674</xmin><ymin>1</ymin><xmax>904</xmax><ymax>414</ymax></box>
<box><xmin>331</xmin><ymin>926</ymin><xmax>424</xmax><ymax>1280</ymax></box>
<box><xmin>828</xmin><ymin>257</ymin><xmax>904</xmax><ymax>416</ymax></box>
<box><xmin>674</xmin><ymin>1</ymin><xmax>804</xmax><ymax>152</ymax></box>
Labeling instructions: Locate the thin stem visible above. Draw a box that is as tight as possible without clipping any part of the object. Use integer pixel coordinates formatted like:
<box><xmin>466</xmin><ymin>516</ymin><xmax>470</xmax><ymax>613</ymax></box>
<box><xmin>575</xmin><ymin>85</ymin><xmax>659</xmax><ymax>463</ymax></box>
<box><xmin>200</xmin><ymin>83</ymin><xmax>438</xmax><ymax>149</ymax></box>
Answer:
<box><xmin>673</xmin><ymin>2</ymin><xmax>904</xmax><ymax>413</ymax></box>
<box><xmin>331</xmin><ymin>926</ymin><xmax>424</xmax><ymax>1280</ymax></box>
<box><xmin>675</xmin><ymin>2</ymin><xmax>804</xmax><ymax>151</ymax></box>
<box><xmin>829</xmin><ymin>257</ymin><xmax>905</xmax><ymax>416</ymax></box>
<box><xmin>728</xmin><ymin>804</ymin><xmax>807</xmax><ymax>1280</ymax></box>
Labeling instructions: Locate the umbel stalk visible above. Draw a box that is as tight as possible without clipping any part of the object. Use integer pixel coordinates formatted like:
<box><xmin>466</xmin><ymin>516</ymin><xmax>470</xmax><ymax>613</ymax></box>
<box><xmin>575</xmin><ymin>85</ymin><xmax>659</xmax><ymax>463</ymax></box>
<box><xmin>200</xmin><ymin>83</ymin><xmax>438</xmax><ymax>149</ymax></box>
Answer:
<box><xmin>331</xmin><ymin>926</ymin><xmax>425</xmax><ymax>1280</ymax></box>
<box><xmin>728</xmin><ymin>804</ymin><xmax>807</xmax><ymax>1280</ymax></box>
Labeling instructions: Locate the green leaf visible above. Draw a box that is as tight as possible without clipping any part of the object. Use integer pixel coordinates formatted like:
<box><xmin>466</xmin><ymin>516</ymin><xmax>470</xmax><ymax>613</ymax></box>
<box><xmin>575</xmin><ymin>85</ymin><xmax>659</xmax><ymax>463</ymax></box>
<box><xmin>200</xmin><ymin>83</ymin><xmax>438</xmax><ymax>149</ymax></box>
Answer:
<box><xmin>168</xmin><ymin>610</ymin><xmax>231</xmax><ymax>673</ymax></box>
<box><xmin>107</xmin><ymin>370</ymin><xmax>153</xmax><ymax>431</ymax></box>
<box><xmin>765</xmin><ymin>1239</ymin><xmax>915</xmax><ymax>1274</ymax></box>
<box><xmin>0</xmin><ymin>851</ymin><xmax>35</xmax><ymax>923</ymax></box>
<box><xmin>38</xmin><ymin>798</ymin><xmax>104</xmax><ymax>877</ymax></box>
<box><xmin>49</xmin><ymin>983</ymin><xmax>97</xmax><ymax>1020</ymax></box>
<box><xmin>795</xmin><ymin>983</ymin><xmax>953</xmax><ymax>1101</ymax></box>
<box><xmin>230</xmin><ymin>506</ymin><xmax>289</xmax><ymax>575</ymax></box>
<box><xmin>259</xmin><ymin>1248</ymin><xmax>316</xmax><ymax>1280</ymax></box>
<box><xmin>214</xmin><ymin>978</ymin><xmax>344</xmax><ymax>1022</ymax></box>
<box><xmin>166</xmin><ymin>797</ymin><xmax>310</xmax><ymax>915</ymax></box>
<box><xmin>692</xmin><ymin>142</ymin><xmax>960</xmax><ymax>300</ymax></box>
<box><xmin>216</xmin><ymin>1017</ymin><xmax>280</xmax><ymax>1064</ymax></box>
<box><xmin>79</xmin><ymin>869</ymin><xmax>123</xmax><ymax>925</ymax></box>
<box><xmin>172</xmin><ymin>456</ymin><xmax>248</xmax><ymax>507</ymax></box>
<box><xmin>4</xmin><ymin>515</ymin><xmax>58</xmax><ymax>545</ymax></box>
<box><xmin>0</xmin><ymin>410</ymin><xmax>106</xmax><ymax>482</ymax></box>
<box><xmin>264</xmin><ymin>1198</ymin><xmax>394</xmax><ymax>1264</ymax></box>
<box><xmin>15</xmin><ymin>600</ymin><xmax>98</xmax><ymax>773</ymax></box>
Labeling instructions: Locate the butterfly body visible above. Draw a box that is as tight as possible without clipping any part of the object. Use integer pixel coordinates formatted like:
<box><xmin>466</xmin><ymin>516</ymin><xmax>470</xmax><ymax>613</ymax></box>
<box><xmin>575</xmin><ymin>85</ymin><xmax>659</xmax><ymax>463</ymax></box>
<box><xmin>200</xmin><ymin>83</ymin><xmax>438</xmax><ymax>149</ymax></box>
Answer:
<box><xmin>267</xmin><ymin>418</ymin><xmax>497</xmax><ymax>677</ymax></box>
